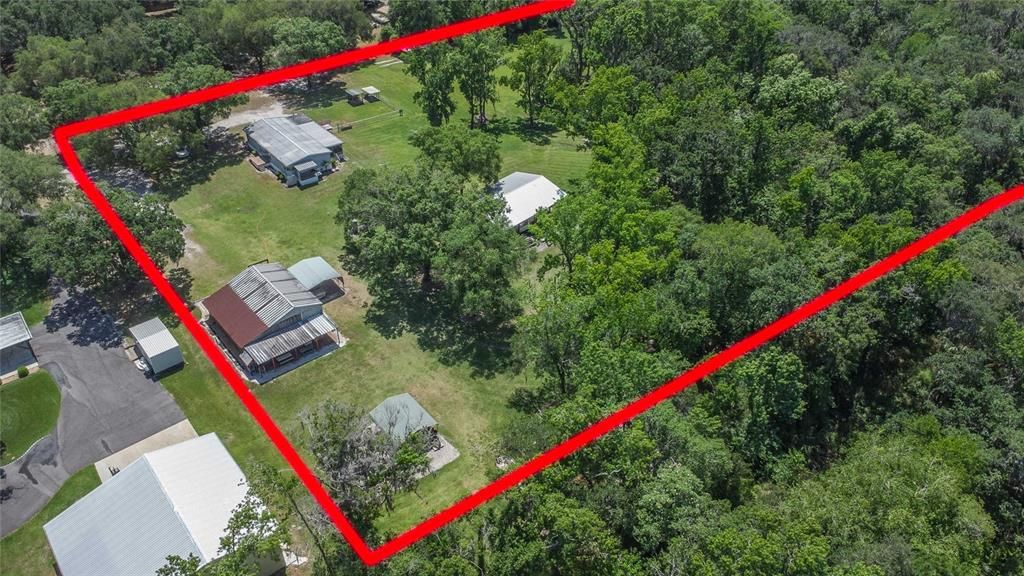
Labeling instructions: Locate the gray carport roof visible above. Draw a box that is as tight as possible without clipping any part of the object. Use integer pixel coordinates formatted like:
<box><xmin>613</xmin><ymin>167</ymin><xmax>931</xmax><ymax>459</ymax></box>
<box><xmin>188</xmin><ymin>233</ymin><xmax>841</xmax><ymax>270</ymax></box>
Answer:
<box><xmin>246</xmin><ymin>117</ymin><xmax>342</xmax><ymax>168</ymax></box>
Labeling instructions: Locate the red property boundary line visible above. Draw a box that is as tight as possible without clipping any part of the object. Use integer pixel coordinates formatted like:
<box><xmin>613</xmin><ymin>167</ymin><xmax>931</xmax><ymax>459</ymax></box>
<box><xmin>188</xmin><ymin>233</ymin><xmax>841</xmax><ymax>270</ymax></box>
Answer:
<box><xmin>50</xmin><ymin>0</ymin><xmax>1023</xmax><ymax>565</ymax></box>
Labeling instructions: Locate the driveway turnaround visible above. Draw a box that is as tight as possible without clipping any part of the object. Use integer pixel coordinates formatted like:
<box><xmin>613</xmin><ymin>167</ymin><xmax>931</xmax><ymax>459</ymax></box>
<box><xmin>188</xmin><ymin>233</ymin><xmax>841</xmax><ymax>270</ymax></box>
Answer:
<box><xmin>0</xmin><ymin>291</ymin><xmax>186</xmax><ymax>537</ymax></box>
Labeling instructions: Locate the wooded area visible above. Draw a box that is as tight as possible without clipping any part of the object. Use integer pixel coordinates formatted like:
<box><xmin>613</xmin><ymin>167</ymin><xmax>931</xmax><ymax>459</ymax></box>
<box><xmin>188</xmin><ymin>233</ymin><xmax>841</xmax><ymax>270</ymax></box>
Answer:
<box><xmin>1</xmin><ymin>0</ymin><xmax>1022</xmax><ymax>575</ymax></box>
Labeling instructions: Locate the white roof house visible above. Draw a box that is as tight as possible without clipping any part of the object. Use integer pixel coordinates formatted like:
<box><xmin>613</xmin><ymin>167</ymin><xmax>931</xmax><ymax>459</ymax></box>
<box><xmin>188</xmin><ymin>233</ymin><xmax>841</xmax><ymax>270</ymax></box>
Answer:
<box><xmin>129</xmin><ymin>317</ymin><xmax>184</xmax><ymax>374</ymax></box>
<box><xmin>44</xmin><ymin>434</ymin><xmax>256</xmax><ymax>576</ymax></box>
<box><xmin>492</xmin><ymin>172</ymin><xmax>564</xmax><ymax>232</ymax></box>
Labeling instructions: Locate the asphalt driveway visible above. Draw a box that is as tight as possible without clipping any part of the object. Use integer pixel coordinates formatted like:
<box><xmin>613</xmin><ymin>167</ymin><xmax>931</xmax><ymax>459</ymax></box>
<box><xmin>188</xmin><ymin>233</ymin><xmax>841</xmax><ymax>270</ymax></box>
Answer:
<box><xmin>0</xmin><ymin>290</ymin><xmax>185</xmax><ymax>537</ymax></box>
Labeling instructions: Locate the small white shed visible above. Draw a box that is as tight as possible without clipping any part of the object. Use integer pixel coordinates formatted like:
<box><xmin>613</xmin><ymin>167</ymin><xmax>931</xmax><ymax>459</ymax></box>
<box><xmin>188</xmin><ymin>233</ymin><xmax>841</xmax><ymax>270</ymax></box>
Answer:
<box><xmin>129</xmin><ymin>318</ymin><xmax>183</xmax><ymax>374</ymax></box>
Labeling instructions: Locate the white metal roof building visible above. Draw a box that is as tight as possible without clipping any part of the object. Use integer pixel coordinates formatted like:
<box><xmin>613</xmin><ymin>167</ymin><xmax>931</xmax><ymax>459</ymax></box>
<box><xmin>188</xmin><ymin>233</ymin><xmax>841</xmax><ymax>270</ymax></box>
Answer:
<box><xmin>129</xmin><ymin>317</ymin><xmax>184</xmax><ymax>374</ymax></box>
<box><xmin>0</xmin><ymin>311</ymin><xmax>36</xmax><ymax>376</ymax></box>
<box><xmin>0</xmin><ymin>311</ymin><xmax>31</xmax><ymax>350</ymax></box>
<box><xmin>492</xmin><ymin>172</ymin><xmax>565</xmax><ymax>232</ymax></box>
<box><xmin>43</xmin><ymin>434</ymin><xmax>256</xmax><ymax>576</ymax></box>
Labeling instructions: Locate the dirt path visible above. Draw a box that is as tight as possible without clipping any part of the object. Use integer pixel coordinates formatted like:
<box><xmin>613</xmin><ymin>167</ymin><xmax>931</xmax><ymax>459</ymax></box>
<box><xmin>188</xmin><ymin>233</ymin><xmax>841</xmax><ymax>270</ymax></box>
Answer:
<box><xmin>212</xmin><ymin>90</ymin><xmax>288</xmax><ymax>129</ymax></box>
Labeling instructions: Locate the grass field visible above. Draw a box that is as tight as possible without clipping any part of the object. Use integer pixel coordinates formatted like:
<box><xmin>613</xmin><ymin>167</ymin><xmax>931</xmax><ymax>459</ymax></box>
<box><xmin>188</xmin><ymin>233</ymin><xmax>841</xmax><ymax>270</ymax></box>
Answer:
<box><xmin>0</xmin><ymin>467</ymin><xmax>101</xmax><ymax>576</ymax></box>
<box><xmin>165</xmin><ymin>50</ymin><xmax>589</xmax><ymax>534</ymax></box>
<box><xmin>0</xmin><ymin>370</ymin><xmax>60</xmax><ymax>465</ymax></box>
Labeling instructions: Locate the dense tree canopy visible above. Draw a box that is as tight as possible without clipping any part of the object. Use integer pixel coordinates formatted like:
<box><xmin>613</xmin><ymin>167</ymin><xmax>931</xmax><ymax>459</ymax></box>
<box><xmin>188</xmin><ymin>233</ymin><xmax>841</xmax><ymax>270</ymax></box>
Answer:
<box><xmin>374</xmin><ymin>2</ymin><xmax>1024</xmax><ymax>575</ymax></box>
<box><xmin>337</xmin><ymin>160</ymin><xmax>526</xmax><ymax>324</ymax></box>
<box><xmin>3</xmin><ymin>1</ymin><xmax>1023</xmax><ymax>574</ymax></box>
<box><xmin>27</xmin><ymin>189</ymin><xmax>184</xmax><ymax>294</ymax></box>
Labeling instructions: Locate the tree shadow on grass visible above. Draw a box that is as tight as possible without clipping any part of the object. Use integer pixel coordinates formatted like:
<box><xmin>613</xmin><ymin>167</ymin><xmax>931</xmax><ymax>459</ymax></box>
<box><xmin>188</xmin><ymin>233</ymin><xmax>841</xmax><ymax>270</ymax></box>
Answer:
<box><xmin>154</xmin><ymin>129</ymin><xmax>248</xmax><ymax>200</ymax></box>
<box><xmin>363</xmin><ymin>281</ymin><xmax>518</xmax><ymax>378</ymax></box>
<box><xmin>483</xmin><ymin>117</ymin><xmax>559</xmax><ymax>146</ymax></box>
<box><xmin>267</xmin><ymin>71</ymin><xmax>363</xmax><ymax>112</ymax></box>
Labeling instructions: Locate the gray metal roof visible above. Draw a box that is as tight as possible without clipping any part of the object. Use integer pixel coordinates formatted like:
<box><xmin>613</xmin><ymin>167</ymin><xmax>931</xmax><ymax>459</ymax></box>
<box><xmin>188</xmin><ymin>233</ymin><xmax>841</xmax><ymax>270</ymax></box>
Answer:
<box><xmin>369</xmin><ymin>393</ymin><xmax>437</xmax><ymax>444</ymax></box>
<box><xmin>240</xmin><ymin>313</ymin><xmax>337</xmax><ymax>365</ymax></box>
<box><xmin>129</xmin><ymin>317</ymin><xmax>179</xmax><ymax>357</ymax></box>
<box><xmin>246</xmin><ymin>117</ymin><xmax>341</xmax><ymax>168</ymax></box>
<box><xmin>0</xmin><ymin>311</ymin><xmax>31</xmax><ymax>349</ymax></box>
<box><xmin>288</xmin><ymin>256</ymin><xmax>341</xmax><ymax>291</ymax></box>
<box><xmin>43</xmin><ymin>434</ymin><xmax>247</xmax><ymax>576</ymax></box>
<box><xmin>228</xmin><ymin>263</ymin><xmax>321</xmax><ymax>328</ymax></box>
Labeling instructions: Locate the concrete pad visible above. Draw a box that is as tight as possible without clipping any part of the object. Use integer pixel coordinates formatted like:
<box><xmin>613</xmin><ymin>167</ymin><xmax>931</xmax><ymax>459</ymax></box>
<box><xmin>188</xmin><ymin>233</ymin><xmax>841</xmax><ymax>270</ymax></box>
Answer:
<box><xmin>422</xmin><ymin>434</ymin><xmax>460</xmax><ymax>477</ymax></box>
<box><xmin>94</xmin><ymin>420</ymin><xmax>198</xmax><ymax>482</ymax></box>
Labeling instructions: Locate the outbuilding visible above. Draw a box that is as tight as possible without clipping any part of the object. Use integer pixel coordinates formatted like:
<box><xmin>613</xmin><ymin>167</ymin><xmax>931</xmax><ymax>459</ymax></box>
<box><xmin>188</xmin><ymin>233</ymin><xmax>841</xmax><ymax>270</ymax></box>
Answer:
<box><xmin>44</xmin><ymin>434</ymin><xmax>284</xmax><ymax>576</ymax></box>
<box><xmin>129</xmin><ymin>317</ymin><xmax>183</xmax><ymax>375</ymax></box>
<box><xmin>362</xmin><ymin>86</ymin><xmax>381</xmax><ymax>102</ymax></box>
<box><xmin>345</xmin><ymin>87</ymin><xmax>365</xmax><ymax>104</ymax></box>
<box><xmin>288</xmin><ymin>256</ymin><xmax>345</xmax><ymax>302</ymax></box>
<box><xmin>0</xmin><ymin>311</ymin><xmax>36</xmax><ymax>378</ymax></box>
<box><xmin>492</xmin><ymin>172</ymin><xmax>565</xmax><ymax>233</ymax></box>
<box><xmin>245</xmin><ymin>116</ymin><xmax>343</xmax><ymax>187</ymax></box>
<box><xmin>369</xmin><ymin>393</ymin><xmax>440</xmax><ymax>450</ymax></box>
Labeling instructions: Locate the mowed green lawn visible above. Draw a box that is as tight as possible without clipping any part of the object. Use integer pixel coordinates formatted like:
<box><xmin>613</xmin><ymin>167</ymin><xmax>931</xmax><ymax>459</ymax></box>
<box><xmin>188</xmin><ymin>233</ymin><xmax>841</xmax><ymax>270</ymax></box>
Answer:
<box><xmin>168</xmin><ymin>54</ymin><xmax>589</xmax><ymax>533</ymax></box>
<box><xmin>0</xmin><ymin>370</ymin><xmax>60</xmax><ymax>465</ymax></box>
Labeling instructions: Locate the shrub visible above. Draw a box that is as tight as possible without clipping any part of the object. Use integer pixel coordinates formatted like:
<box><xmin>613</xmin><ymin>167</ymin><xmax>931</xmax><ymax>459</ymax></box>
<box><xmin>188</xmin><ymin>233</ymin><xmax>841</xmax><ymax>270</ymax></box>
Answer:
<box><xmin>16</xmin><ymin>366</ymin><xmax>29</xmax><ymax>378</ymax></box>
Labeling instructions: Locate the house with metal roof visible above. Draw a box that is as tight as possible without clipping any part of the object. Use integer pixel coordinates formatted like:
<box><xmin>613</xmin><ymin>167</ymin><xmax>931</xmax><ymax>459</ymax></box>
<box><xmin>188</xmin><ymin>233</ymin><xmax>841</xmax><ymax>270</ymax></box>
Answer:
<box><xmin>43</xmin><ymin>433</ymin><xmax>284</xmax><ymax>576</ymax></box>
<box><xmin>288</xmin><ymin>256</ymin><xmax>344</xmax><ymax>301</ymax></box>
<box><xmin>369</xmin><ymin>393</ymin><xmax>440</xmax><ymax>449</ymax></box>
<box><xmin>0</xmin><ymin>311</ymin><xmax>36</xmax><ymax>378</ymax></box>
<box><xmin>129</xmin><ymin>317</ymin><xmax>184</xmax><ymax>374</ymax></box>
<box><xmin>491</xmin><ymin>172</ymin><xmax>565</xmax><ymax>233</ymax></box>
<box><xmin>245</xmin><ymin>116</ymin><xmax>342</xmax><ymax>187</ymax></box>
<box><xmin>203</xmin><ymin>262</ymin><xmax>341</xmax><ymax>379</ymax></box>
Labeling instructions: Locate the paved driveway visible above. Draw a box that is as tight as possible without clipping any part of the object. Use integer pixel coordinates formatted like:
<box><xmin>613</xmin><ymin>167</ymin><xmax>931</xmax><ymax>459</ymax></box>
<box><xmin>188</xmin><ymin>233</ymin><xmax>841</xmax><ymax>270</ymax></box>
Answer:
<box><xmin>0</xmin><ymin>291</ymin><xmax>185</xmax><ymax>537</ymax></box>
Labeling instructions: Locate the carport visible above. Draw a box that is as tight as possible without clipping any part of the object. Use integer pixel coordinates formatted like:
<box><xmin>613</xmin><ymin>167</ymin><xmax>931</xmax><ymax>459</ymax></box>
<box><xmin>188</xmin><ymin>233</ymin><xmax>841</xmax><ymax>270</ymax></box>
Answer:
<box><xmin>0</xmin><ymin>311</ymin><xmax>37</xmax><ymax>380</ymax></box>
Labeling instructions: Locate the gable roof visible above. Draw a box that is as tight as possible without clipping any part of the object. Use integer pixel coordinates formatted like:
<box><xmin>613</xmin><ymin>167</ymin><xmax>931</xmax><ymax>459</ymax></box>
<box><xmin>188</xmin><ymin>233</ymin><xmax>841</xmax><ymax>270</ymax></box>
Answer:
<box><xmin>205</xmin><ymin>262</ymin><xmax>321</xmax><ymax>348</ymax></box>
<box><xmin>246</xmin><ymin>117</ymin><xmax>342</xmax><ymax>168</ymax></box>
<box><xmin>288</xmin><ymin>256</ymin><xmax>341</xmax><ymax>291</ymax></box>
<box><xmin>0</xmin><ymin>311</ymin><xmax>31</xmax><ymax>349</ymax></box>
<box><xmin>129</xmin><ymin>317</ymin><xmax>179</xmax><ymax>357</ymax></box>
<box><xmin>492</xmin><ymin>172</ymin><xmax>564</xmax><ymax>229</ymax></box>
<box><xmin>44</xmin><ymin>434</ymin><xmax>248</xmax><ymax>576</ymax></box>
<box><xmin>369</xmin><ymin>393</ymin><xmax>437</xmax><ymax>444</ymax></box>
